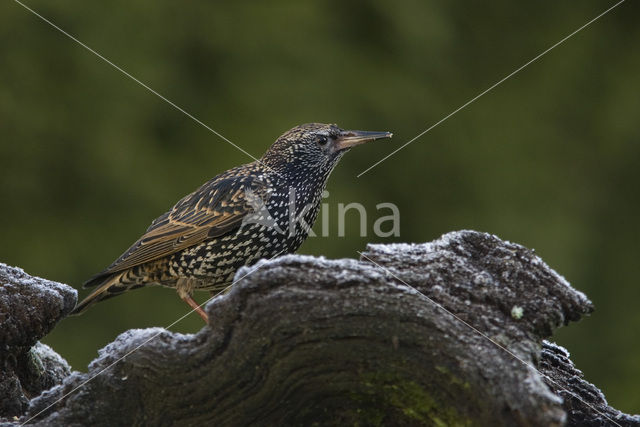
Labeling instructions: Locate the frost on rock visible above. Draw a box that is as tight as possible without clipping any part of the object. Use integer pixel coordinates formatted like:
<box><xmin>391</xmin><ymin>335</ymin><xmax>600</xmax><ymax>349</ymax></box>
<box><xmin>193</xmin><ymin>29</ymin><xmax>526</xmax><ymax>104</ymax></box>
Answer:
<box><xmin>540</xmin><ymin>340</ymin><xmax>640</xmax><ymax>426</ymax></box>
<box><xmin>30</xmin><ymin>343</ymin><xmax>71</xmax><ymax>384</ymax></box>
<box><xmin>0</xmin><ymin>263</ymin><xmax>76</xmax><ymax>419</ymax></box>
<box><xmin>2</xmin><ymin>232</ymin><xmax>638</xmax><ymax>426</ymax></box>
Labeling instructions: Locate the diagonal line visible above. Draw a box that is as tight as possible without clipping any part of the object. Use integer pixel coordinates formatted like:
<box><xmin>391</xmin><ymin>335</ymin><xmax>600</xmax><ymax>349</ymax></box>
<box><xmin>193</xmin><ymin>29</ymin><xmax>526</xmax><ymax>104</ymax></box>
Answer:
<box><xmin>357</xmin><ymin>0</ymin><xmax>626</xmax><ymax>178</ymax></box>
<box><xmin>20</xmin><ymin>253</ymin><xmax>282</xmax><ymax>425</ymax></box>
<box><xmin>12</xmin><ymin>0</ymin><xmax>262</xmax><ymax>165</ymax></box>
<box><xmin>358</xmin><ymin>251</ymin><xmax>622</xmax><ymax>427</ymax></box>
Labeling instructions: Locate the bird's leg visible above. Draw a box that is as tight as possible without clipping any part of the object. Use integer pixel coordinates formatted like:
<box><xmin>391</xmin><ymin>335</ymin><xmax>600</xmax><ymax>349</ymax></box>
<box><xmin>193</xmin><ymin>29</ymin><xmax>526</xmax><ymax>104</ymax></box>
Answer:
<box><xmin>180</xmin><ymin>293</ymin><xmax>209</xmax><ymax>324</ymax></box>
<box><xmin>176</xmin><ymin>279</ymin><xmax>208</xmax><ymax>323</ymax></box>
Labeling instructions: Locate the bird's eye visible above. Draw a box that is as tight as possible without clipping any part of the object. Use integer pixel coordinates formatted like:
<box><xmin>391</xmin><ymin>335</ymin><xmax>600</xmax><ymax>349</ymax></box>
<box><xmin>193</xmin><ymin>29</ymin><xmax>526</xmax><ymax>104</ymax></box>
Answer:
<box><xmin>317</xmin><ymin>136</ymin><xmax>328</xmax><ymax>146</ymax></box>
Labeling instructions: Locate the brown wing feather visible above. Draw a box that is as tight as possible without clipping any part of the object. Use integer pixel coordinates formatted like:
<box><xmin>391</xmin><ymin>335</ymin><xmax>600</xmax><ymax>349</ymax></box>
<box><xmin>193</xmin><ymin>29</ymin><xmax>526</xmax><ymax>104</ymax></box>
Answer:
<box><xmin>84</xmin><ymin>175</ymin><xmax>270</xmax><ymax>288</ymax></box>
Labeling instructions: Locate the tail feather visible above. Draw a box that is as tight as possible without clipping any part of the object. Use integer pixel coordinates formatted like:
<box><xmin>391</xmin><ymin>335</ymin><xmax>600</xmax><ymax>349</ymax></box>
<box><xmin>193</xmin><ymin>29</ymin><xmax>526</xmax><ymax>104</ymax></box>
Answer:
<box><xmin>82</xmin><ymin>269</ymin><xmax>114</xmax><ymax>289</ymax></box>
<box><xmin>71</xmin><ymin>272</ymin><xmax>133</xmax><ymax>315</ymax></box>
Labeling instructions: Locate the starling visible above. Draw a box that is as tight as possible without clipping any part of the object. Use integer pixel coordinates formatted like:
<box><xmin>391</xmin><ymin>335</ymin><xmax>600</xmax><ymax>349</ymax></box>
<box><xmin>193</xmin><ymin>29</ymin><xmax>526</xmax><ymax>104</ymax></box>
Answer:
<box><xmin>71</xmin><ymin>123</ymin><xmax>392</xmax><ymax>322</ymax></box>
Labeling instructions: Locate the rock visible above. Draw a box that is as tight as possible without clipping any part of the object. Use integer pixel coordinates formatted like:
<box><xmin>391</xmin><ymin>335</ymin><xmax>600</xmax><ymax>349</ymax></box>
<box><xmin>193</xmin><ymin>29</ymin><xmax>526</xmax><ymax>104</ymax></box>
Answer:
<box><xmin>3</xmin><ymin>231</ymin><xmax>638</xmax><ymax>426</ymax></box>
<box><xmin>540</xmin><ymin>341</ymin><xmax>640</xmax><ymax>426</ymax></box>
<box><xmin>0</xmin><ymin>264</ymin><xmax>76</xmax><ymax>418</ymax></box>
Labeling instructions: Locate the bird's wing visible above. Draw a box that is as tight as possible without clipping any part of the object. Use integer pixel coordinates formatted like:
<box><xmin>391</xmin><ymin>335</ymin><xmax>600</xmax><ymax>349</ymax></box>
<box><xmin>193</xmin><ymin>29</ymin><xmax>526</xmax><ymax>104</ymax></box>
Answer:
<box><xmin>84</xmin><ymin>175</ymin><xmax>271</xmax><ymax>287</ymax></box>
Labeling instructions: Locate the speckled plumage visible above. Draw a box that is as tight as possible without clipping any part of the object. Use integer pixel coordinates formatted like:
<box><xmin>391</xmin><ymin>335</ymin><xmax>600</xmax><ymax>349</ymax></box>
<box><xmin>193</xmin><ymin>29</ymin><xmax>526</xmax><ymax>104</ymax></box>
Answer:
<box><xmin>71</xmin><ymin>123</ymin><xmax>392</xmax><ymax>321</ymax></box>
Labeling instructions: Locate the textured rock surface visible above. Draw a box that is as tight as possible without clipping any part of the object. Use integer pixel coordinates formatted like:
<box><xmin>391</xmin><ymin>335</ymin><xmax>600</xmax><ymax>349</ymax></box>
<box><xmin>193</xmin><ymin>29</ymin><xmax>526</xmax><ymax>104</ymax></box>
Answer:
<box><xmin>2</xmin><ymin>231</ymin><xmax>638</xmax><ymax>426</ymax></box>
<box><xmin>540</xmin><ymin>341</ymin><xmax>640</xmax><ymax>426</ymax></box>
<box><xmin>0</xmin><ymin>264</ymin><xmax>76</xmax><ymax>417</ymax></box>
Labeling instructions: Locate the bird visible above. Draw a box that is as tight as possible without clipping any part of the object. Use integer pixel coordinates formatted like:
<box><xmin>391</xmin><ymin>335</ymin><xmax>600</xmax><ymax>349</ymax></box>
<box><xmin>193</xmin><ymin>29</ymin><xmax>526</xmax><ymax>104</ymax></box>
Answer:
<box><xmin>71</xmin><ymin>123</ymin><xmax>392</xmax><ymax>322</ymax></box>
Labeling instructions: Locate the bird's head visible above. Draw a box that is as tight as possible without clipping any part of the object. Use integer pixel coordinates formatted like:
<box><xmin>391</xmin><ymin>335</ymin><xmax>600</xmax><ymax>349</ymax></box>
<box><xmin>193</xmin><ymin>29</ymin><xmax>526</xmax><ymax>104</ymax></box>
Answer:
<box><xmin>261</xmin><ymin>123</ymin><xmax>392</xmax><ymax>178</ymax></box>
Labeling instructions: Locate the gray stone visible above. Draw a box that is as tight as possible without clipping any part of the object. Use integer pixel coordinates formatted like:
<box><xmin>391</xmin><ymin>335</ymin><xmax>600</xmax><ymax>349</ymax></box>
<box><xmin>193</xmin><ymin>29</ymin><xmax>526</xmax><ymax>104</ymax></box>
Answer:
<box><xmin>3</xmin><ymin>231</ymin><xmax>639</xmax><ymax>426</ymax></box>
<box><xmin>0</xmin><ymin>264</ymin><xmax>76</xmax><ymax>418</ymax></box>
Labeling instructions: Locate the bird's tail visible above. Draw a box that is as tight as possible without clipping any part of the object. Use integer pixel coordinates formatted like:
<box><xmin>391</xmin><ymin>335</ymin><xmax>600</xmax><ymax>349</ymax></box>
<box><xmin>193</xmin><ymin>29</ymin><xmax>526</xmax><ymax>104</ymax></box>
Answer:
<box><xmin>70</xmin><ymin>272</ymin><xmax>137</xmax><ymax>315</ymax></box>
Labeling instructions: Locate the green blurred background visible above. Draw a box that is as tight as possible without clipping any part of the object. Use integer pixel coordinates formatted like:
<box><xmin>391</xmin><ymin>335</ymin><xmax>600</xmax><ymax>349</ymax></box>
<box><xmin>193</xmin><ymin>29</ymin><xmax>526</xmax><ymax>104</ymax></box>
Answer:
<box><xmin>1</xmin><ymin>0</ymin><xmax>638</xmax><ymax>413</ymax></box>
